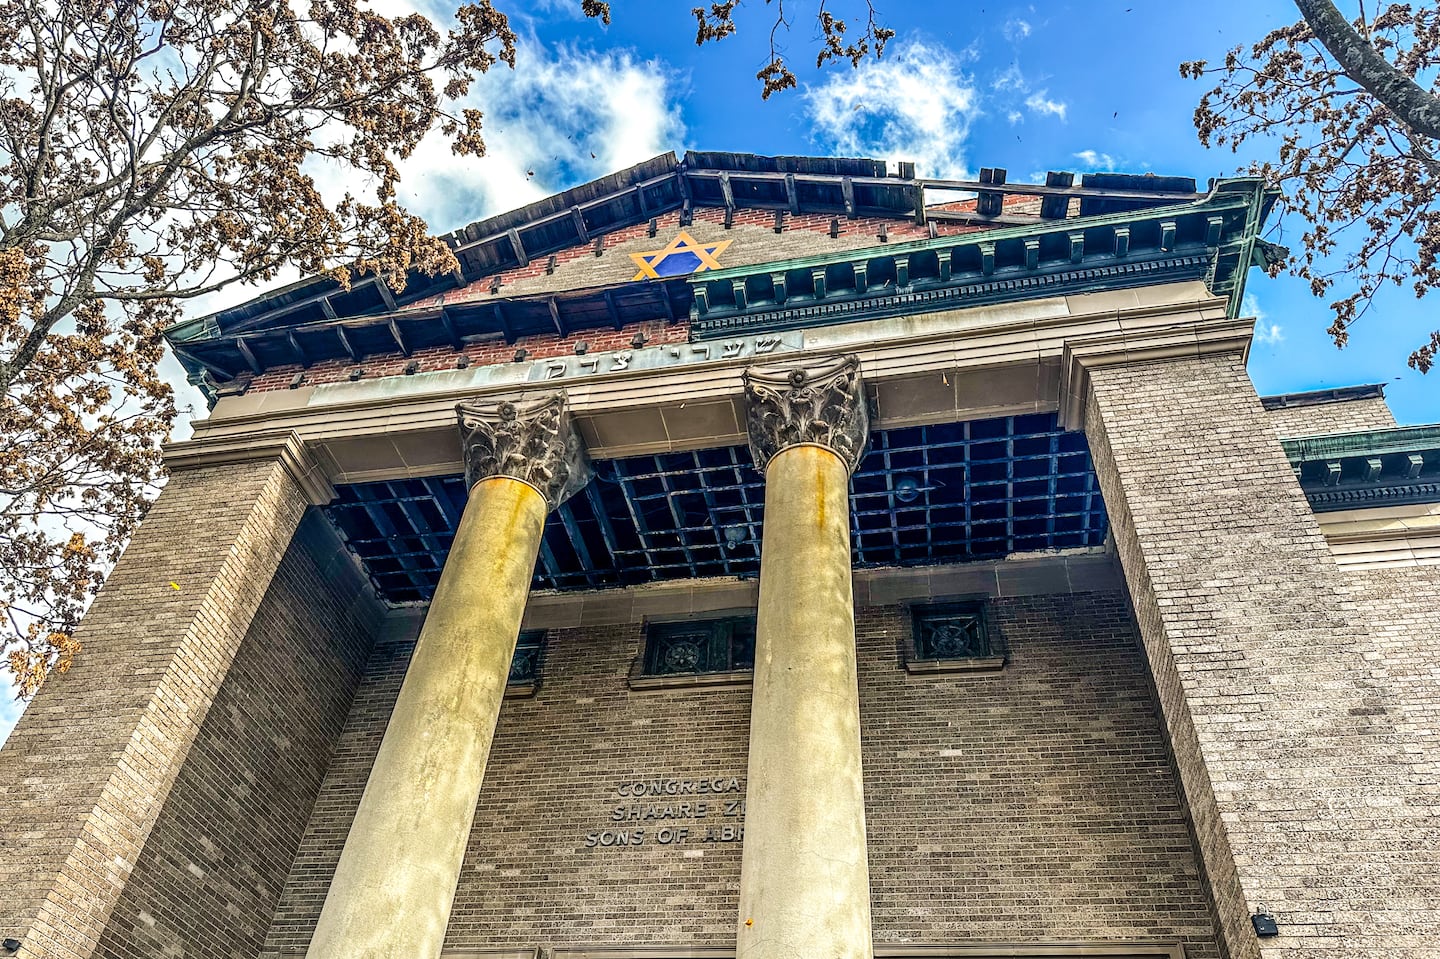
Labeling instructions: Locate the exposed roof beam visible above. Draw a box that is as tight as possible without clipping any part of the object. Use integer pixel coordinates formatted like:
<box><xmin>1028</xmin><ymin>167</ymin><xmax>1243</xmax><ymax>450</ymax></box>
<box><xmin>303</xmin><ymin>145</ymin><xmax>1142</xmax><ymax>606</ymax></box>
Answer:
<box><xmin>235</xmin><ymin>336</ymin><xmax>262</xmax><ymax>374</ymax></box>
<box><xmin>387</xmin><ymin>318</ymin><xmax>410</xmax><ymax>356</ymax></box>
<box><xmin>170</xmin><ymin>345</ymin><xmax>234</xmax><ymax>379</ymax></box>
<box><xmin>548</xmin><ymin>297</ymin><xmax>566</xmax><ymax>337</ymax></box>
<box><xmin>603</xmin><ymin>289</ymin><xmax>621</xmax><ymax>330</ymax></box>
<box><xmin>336</xmin><ymin>325</ymin><xmax>361</xmax><ymax>362</ymax></box>
<box><xmin>438</xmin><ymin>308</ymin><xmax>462</xmax><ymax>350</ymax></box>
<box><xmin>507</xmin><ymin>228</ymin><xmax>529</xmax><ymax>267</ymax></box>
<box><xmin>492</xmin><ymin>303</ymin><xmax>513</xmax><ymax>343</ymax></box>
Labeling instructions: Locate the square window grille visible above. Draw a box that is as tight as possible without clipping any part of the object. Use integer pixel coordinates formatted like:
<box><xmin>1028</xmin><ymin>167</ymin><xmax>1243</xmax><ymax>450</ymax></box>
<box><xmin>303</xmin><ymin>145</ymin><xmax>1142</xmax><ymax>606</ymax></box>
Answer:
<box><xmin>509</xmin><ymin>630</ymin><xmax>546</xmax><ymax>685</ymax></box>
<box><xmin>911</xmin><ymin>603</ymin><xmax>991</xmax><ymax>661</ymax></box>
<box><xmin>643</xmin><ymin>616</ymin><xmax>756</xmax><ymax>676</ymax></box>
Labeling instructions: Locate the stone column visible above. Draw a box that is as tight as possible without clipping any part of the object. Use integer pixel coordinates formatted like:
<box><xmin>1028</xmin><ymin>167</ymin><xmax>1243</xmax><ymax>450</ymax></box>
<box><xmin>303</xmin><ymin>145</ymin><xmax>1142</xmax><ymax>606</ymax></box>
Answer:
<box><xmin>306</xmin><ymin>393</ymin><xmax>589</xmax><ymax>959</ymax></box>
<box><xmin>736</xmin><ymin>355</ymin><xmax>873</xmax><ymax>959</ymax></box>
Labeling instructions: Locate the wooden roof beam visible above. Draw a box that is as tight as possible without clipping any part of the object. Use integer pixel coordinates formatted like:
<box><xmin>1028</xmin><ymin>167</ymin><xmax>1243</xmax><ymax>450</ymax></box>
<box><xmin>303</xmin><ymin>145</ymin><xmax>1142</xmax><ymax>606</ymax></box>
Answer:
<box><xmin>438</xmin><ymin>308</ymin><xmax>463</xmax><ymax>350</ymax></box>
<box><xmin>548</xmin><ymin>297</ymin><xmax>566</xmax><ymax>337</ymax></box>
<box><xmin>235</xmin><ymin>336</ymin><xmax>262</xmax><ymax>374</ymax></box>
<box><xmin>507</xmin><ymin>228</ymin><xmax>529</xmax><ymax>268</ymax></box>
<box><xmin>570</xmin><ymin>206</ymin><xmax>589</xmax><ymax>242</ymax></box>
<box><xmin>603</xmin><ymin>289</ymin><xmax>622</xmax><ymax>331</ymax></box>
<box><xmin>387</xmin><ymin>318</ymin><xmax>410</xmax><ymax>356</ymax></box>
<box><xmin>171</xmin><ymin>345</ymin><xmax>236</xmax><ymax>380</ymax></box>
<box><xmin>492</xmin><ymin>303</ymin><xmax>513</xmax><ymax>343</ymax></box>
<box><xmin>336</xmin><ymin>325</ymin><xmax>361</xmax><ymax>362</ymax></box>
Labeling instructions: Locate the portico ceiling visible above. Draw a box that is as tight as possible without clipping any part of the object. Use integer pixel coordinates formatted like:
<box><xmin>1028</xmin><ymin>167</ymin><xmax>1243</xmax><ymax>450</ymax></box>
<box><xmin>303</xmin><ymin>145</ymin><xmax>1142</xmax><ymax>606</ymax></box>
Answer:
<box><xmin>324</xmin><ymin>411</ymin><xmax>1108</xmax><ymax>605</ymax></box>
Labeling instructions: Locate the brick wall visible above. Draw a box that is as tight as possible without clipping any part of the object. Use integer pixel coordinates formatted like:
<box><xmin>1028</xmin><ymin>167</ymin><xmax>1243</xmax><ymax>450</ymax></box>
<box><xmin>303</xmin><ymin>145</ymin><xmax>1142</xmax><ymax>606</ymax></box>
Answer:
<box><xmin>265</xmin><ymin>584</ymin><xmax>1217</xmax><ymax>956</ymax></box>
<box><xmin>1264</xmin><ymin>396</ymin><xmax>1396</xmax><ymax>437</ymax></box>
<box><xmin>1083</xmin><ymin>351</ymin><xmax>1439</xmax><ymax>959</ymax></box>
<box><xmin>244</xmin><ymin>206</ymin><xmax>985</xmax><ymax>394</ymax></box>
<box><xmin>860</xmin><ymin>596</ymin><xmax>1217</xmax><ymax>955</ymax></box>
<box><xmin>0</xmin><ymin>459</ymin><xmax>313</xmax><ymax>959</ymax></box>
<box><xmin>91</xmin><ymin>512</ymin><xmax>380</xmax><ymax>959</ymax></box>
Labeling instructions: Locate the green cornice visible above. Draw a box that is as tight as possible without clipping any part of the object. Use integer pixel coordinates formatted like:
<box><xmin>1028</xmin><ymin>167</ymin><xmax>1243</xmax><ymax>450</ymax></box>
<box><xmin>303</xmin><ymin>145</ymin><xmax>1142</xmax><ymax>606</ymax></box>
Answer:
<box><xmin>1283</xmin><ymin>425</ymin><xmax>1440</xmax><ymax>511</ymax></box>
<box><xmin>686</xmin><ymin>177</ymin><xmax>1280</xmax><ymax>340</ymax></box>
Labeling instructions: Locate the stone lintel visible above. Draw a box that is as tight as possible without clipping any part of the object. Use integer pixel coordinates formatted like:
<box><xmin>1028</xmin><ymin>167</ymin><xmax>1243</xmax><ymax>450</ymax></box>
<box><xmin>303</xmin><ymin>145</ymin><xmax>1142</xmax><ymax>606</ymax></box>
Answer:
<box><xmin>742</xmin><ymin>354</ymin><xmax>869</xmax><ymax>474</ymax></box>
<box><xmin>456</xmin><ymin>392</ymin><xmax>592</xmax><ymax>511</ymax></box>
<box><xmin>161</xmin><ymin>429</ymin><xmax>335</xmax><ymax>506</ymax></box>
<box><xmin>1057</xmin><ymin>316</ymin><xmax>1256</xmax><ymax>431</ymax></box>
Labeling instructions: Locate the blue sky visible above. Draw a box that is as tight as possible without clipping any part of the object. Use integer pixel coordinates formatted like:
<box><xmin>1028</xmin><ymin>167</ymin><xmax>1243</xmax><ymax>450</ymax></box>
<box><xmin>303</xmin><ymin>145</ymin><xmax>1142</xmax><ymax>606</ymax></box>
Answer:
<box><xmin>418</xmin><ymin>0</ymin><xmax>1434</xmax><ymax>424</ymax></box>
<box><xmin>1</xmin><ymin>0</ymin><xmax>1434</xmax><ymax>744</ymax></box>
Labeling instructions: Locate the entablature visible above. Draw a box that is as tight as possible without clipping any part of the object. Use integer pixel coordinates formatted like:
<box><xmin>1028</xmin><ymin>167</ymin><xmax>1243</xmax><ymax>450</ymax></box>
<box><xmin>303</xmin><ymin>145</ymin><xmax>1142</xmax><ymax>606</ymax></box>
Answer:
<box><xmin>181</xmin><ymin>283</ymin><xmax>1228</xmax><ymax>487</ymax></box>
<box><xmin>686</xmin><ymin>176</ymin><xmax>1279</xmax><ymax>340</ymax></box>
<box><xmin>1284</xmin><ymin>425</ymin><xmax>1440</xmax><ymax>511</ymax></box>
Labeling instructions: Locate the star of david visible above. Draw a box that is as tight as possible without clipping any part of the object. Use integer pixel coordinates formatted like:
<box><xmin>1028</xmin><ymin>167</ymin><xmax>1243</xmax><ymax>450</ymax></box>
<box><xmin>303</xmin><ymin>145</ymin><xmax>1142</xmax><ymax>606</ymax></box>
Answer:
<box><xmin>629</xmin><ymin>231</ymin><xmax>733</xmax><ymax>281</ymax></box>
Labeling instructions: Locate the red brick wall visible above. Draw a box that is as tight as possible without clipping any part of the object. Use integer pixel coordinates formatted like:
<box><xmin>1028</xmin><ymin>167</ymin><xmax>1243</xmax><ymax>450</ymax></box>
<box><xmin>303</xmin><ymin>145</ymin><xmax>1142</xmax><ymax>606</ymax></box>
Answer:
<box><xmin>245</xmin><ymin>206</ymin><xmax>983</xmax><ymax>394</ymax></box>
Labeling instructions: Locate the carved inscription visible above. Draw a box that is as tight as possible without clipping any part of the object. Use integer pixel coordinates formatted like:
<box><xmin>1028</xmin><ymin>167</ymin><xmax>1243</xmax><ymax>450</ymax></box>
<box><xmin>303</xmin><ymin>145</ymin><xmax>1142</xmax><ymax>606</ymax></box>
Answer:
<box><xmin>529</xmin><ymin>331</ymin><xmax>801</xmax><ymax>385</ymax></box>
<box><xmin>584</xmin><ymin>776</ymin><xmax>746</xmax><ymax>849</ymax></box>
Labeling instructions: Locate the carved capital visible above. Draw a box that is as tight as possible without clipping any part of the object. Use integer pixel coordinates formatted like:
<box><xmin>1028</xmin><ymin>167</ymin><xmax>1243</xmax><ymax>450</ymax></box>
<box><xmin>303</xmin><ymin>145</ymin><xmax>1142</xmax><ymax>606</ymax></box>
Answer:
<box><xmin>456</xmin><ymin>392</ymin><xmax>592</xmax><ymax>511</ymax></box>
<box><xmin>742</xmin><ymin>354</ymin><xmax>869</xmax><ymax>474</ymax></box>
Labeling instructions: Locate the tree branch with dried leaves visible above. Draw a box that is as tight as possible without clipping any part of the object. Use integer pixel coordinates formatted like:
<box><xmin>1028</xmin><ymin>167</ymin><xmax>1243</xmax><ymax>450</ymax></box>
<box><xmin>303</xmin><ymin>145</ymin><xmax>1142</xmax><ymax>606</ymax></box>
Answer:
<box><xmin>691</xmin><ymin>0</ymin><xmax>894</xmax><ymax>99</ymax></box>
<box><xmin>1183</xmin><ymin>0</ymin><xmax>1440</xmax><ymax>371</ymax></box>
<box><xmin>0</xmin><ymin>0</ymin><xmax>556</xmax><ymax>697</ymax></box>
<box><xmin>0</xmin><ymin>0</ymin><xmax>900</xmax><ymax>699</ymax></box>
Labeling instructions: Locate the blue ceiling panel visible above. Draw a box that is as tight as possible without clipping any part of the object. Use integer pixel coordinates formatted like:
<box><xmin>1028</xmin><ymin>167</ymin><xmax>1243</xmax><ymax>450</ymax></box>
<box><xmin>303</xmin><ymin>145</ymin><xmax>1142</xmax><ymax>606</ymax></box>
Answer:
<box><xmin>325</xmin><ymin>411</ymin><xmax>1109</xmax><ymax>605</ymax></box>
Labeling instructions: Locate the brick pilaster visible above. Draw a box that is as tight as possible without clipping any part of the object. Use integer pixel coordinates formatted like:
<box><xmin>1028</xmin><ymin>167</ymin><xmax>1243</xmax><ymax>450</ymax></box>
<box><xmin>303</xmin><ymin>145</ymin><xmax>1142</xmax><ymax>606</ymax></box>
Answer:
<box><xmin>0</xmin><ymin>456</ymin><xmax>312</xmax><ymax>958</ymax></box>
<box><xmin>1082</xmin><ymin>350</ymin><xmax>1438</xmax><ymax>959</ymax></box>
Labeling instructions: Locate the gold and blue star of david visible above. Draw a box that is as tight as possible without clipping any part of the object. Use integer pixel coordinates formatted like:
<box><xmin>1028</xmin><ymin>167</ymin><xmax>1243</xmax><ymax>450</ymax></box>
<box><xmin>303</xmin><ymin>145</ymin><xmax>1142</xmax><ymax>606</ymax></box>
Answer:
<box><xmin>629</xmin><ymin>231</ymin><xmax>733</xmax><ymax>281</ymax></box>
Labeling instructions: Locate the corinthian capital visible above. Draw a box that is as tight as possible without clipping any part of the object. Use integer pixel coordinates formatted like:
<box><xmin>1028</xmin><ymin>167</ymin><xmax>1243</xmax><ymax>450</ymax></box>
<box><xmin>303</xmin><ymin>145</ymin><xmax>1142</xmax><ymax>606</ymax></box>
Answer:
<box><xmin>455</xmin><ymin>392</ymin><xmax>592</xmax><ymax>511</ymax></box>
<box><xmin>742</xmin><ymin>354</ymin><xmax>869</xmax><ymax>474</ymax></box>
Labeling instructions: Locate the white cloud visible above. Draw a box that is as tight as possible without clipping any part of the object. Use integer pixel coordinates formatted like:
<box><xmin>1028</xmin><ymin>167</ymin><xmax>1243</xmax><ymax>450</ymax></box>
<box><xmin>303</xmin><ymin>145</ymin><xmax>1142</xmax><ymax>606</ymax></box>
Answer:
<box><xmin>187</xmin><ymin>37</ymin><xmax>683</xmax><ymax>327</ymax></box>
<box><xmin>1025</xmin><ymin>90</ymin><xmax>1067</xmax><ymax>120</ymax></box>
<box><xmin>0</xmin><ymin>685</ymin><xmax>22</xmax><ymax>746</ymax></box>
<box><xmin>1007</xmin><ymin>110</ymin><xmax>1025</xmax><ymax>125</ymax></box>
<box><xmin>1255</xmin><ymin>323</ymin><xmax>1285</xmax><ymax>345</ymax></box>
<box><xmin>303</xmin><ymin>39</ymin><xmax>685</xmax><ymax>236</ymax></box>
<box><xmin>803</xmin><ymin>40</ymin><xmax>979</xmax><ymax>180</ymax></box>
<box><xmin>1243</xmin><ymin>292</ymin><xmax>1285</xmax><ymax>344</ymax></box>
<box><xmin>992</xmin><ymin>62</ymin><xmax>1028</xmax><ymax>92</ymax></box>
<box><xmin>1073</xmin><ymin>149</ymin><xmax>1118</xmax><ymax>171</ymax></box>
<box><xmin>1003</xmin><ymin>18</ymin><xmax>1032</xmax><ymax>42</ymax></box>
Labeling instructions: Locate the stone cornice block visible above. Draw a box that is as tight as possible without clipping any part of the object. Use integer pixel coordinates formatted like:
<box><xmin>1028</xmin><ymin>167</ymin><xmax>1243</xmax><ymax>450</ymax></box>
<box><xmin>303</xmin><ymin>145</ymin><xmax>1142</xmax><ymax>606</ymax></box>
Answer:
<box><xmin>161</xmin><ymin>429</ymin><xmax>336</xmax><ymax>506</ymax></box>
<box><xmin>1057</xmin><ymin>316</ymin><xmax>1256</xmax><ymax>430</ymax></box>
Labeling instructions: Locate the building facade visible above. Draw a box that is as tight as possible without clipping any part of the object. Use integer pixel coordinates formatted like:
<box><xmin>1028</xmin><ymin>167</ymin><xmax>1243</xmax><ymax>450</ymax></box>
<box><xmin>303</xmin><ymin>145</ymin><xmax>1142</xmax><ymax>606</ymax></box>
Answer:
<box><xmin>0</xmin><ymin>153</ymin><xmax>1436</xmax><ymax>959</ymax></box>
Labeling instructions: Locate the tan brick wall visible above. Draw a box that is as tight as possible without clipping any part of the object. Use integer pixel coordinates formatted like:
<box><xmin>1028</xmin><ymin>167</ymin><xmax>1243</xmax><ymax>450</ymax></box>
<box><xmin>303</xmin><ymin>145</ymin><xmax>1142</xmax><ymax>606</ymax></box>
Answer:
<box><xmin>0</xmin><ymin>459</ymin><xmax>311</xmax><ymax>959</ymax></box>
<box><xmin>264</xmin><ymin>587</ymin><xmax>1217</xmax><ymax>956</ymax></box>
<box><xmin>1264</xmin><ymin>396</ymin><xmax>1396</xmax><ymax>437</ymax></box>
<box><xmin>1084</xmin><ymin>351</ymin><xmax>1439</xmax><ymax>959</ymax></box>
<box><xmin>90</xmin><ymin>513</ymin><xmax>381</xmax><ymax>959</ymax></box>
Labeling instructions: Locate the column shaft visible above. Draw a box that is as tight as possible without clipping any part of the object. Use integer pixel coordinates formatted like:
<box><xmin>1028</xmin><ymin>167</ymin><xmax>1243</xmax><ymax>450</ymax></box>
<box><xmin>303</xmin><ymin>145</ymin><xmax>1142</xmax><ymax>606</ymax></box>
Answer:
<box><xmin>737</xmin><ymin>443</ymin><xmax>873</xmax><ymax>959</ymax></box>
<box><xmin>306</xmin><ymin>476</ymin><xmax>547</xmax><ymax>959</ymax></box>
